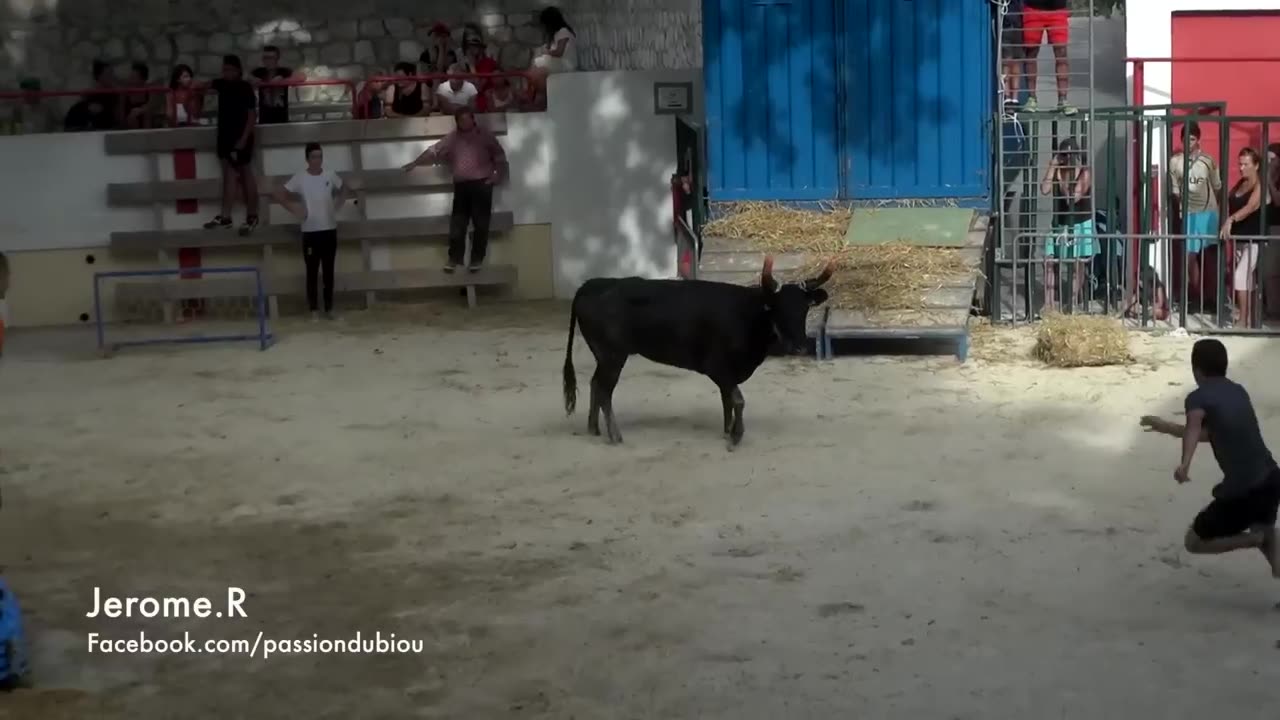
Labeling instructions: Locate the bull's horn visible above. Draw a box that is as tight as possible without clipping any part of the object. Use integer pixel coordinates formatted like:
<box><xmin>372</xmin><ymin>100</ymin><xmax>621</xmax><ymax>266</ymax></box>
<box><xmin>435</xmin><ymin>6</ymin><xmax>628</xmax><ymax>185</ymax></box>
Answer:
<box><xmin>761</xmin><ymin>255</ymin><xmax>775</xmax><ymax>285</ymax></box>
<box><xmin>806</xmin><ymin>261</ymin><xmax>836</xmax><ymax>288</ymax></box>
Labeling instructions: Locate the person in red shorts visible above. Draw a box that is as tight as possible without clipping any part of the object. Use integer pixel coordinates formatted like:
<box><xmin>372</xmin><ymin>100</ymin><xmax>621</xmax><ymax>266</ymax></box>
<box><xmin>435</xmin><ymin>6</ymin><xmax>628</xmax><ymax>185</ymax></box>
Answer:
<box><xmin>1022</xmin><ymin>0</ymin><xmax>1075</xmax><ymax>115</ymax></box>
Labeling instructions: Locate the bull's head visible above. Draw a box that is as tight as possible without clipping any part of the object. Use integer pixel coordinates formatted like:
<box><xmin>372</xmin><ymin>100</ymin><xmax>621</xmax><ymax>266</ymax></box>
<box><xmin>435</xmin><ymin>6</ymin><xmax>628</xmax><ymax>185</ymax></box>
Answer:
<box><xmin>761</xmin><ymin>256</ymin><xmax>833</xmax><ymax>354</ymax></box>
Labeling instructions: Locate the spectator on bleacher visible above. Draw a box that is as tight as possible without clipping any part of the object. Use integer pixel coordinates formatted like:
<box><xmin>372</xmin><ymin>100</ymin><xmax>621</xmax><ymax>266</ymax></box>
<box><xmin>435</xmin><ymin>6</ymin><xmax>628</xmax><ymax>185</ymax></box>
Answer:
<box><xmin>123</xmin><ymin>62</ymin><xmax>159</xmax><ymax>129</ymax></box>
<box><xmin>486</xmin><ymin>76</ymin><xmax>515</xmax><ymax>112</ymax></box>
<box><xmin>1220</xmin><ymin>147</ymin><xmax>1268</xmax><ymax>326</ymax></box>
<box><xmin>1169</xmin><ymin>121</ymin><xmax>1221</xmax><ymax>309</ymax></box>
<box><xmin>65</xmin><ymin>60</ymin><xmax>121</xmax><ymax>131</ymax></box>
<box><xmin>526</xmin><ymin>6</ymin><xmax>578</xmax><ymax>110</ymax></box>
<box><xmin>401</xmin><ymin>107</ymin><xmax>507</xmax><ymax>273</ymax></box>
<box><xmin>167</xmin><ymin>64</ymin><xmax>204</xmax><ymax>126</ymax></box>
<box><xmin>273</xmin><ymin>142</ymin><xmax>351</xmax><ymax>321</ymax></box>
<box><xmin>1040</xmin><ymin>137</ymin><xmax>1093</xmax><ymax>310</ymax></box>
<box><xmin>4</xmin><ymin>78</ymin><xmax>60</xmax><ymax>135</ymax></box>
<box><xmin>251</xmin><ymin>45</ymin><xmax>299</xmax><ymax>125</ymax></box>
<box><xmin>420</xmin><ymin>23</ymin><xmax>457</xmax><ymax>76</ymax></box>
<box><xmin>436</xmin><ymin>63</ymin><xmax>479</xmax><ymax>113</ymax></box>
<box><xmin>203</xmin><ymin>55</ymin><xmax>260</xmax><ymax>236</ymax></box>
<box><xmin>384</xmin><ymin>62</ymin><xmax>431</xmax><ymax>118</ymax></box>
<box><xmin>1021</xmin><ymin>0</ymin><xmax>1074</xmax><ymax>115</ymax></box>
<box><xmin>460</xmin><ymin>25</ymin><xmax>499</xmax><ymax>110</ymax></box>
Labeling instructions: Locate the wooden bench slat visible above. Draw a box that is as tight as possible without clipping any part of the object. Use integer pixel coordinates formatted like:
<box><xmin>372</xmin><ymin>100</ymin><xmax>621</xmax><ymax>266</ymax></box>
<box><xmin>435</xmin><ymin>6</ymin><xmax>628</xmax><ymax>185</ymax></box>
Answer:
<box><xmin>103</xmin><ymin>115</ymin><xmax>507</xmax><ymax>155</ymax></box>
<box><xmin>114</xmin><ymin>266</ymin><xmax>517</xmax><ymax>302</ymax></box>
<box><xmin>107</xmin><ymin>167</ymin><xmax>455</xmax><ymax>205</ymax></box>
<box><xmin>109</xmin><ymin>211</ymin><xmax>516</xmax><ymax>252</ymax></box>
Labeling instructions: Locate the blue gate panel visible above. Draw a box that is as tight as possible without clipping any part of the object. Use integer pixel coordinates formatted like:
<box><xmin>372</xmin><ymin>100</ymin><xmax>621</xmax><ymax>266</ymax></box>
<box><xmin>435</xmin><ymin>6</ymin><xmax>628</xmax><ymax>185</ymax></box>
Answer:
<box><xmin>842</xmin><ymin>0</ymin><xmax>992</xmax><ymax>199</ymax></box>
<box><xmin>704</xmin><ymin>0</ymin><xmax>840</xmax><ymax>201</ymax></box>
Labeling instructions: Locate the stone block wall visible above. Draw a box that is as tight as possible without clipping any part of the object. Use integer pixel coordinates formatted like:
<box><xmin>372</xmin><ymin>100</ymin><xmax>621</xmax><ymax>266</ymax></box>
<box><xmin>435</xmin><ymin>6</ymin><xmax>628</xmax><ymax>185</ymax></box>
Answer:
<box><xmin>0</xmin><ymin>0</ymin><xmax>700</xmax><ymax>100</ymax></box>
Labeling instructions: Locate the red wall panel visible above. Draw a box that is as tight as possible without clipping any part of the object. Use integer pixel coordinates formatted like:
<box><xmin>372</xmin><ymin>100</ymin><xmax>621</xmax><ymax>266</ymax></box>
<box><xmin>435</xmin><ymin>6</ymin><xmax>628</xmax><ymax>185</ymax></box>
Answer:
<box><xmin>1171</xmin><ymin>12</ymin><xmax>1280</xmax><ymax>188</ymax></box>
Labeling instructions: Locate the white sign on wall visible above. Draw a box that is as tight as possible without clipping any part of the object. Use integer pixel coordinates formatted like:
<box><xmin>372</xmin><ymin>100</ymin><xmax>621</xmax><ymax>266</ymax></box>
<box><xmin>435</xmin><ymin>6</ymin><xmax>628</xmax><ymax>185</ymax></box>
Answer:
<box><xmin>653</xmin><ymin>82</ymin><xmax>693</xmax><ymax>114</ymax></box>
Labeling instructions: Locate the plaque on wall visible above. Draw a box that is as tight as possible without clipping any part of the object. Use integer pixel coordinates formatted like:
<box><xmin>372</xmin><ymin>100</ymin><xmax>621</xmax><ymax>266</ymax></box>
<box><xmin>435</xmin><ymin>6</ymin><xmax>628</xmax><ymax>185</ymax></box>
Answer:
<box><xmin>653</xmin><ymin>82</ymin><xmax>693</xmax><ymax>115</ymax></box>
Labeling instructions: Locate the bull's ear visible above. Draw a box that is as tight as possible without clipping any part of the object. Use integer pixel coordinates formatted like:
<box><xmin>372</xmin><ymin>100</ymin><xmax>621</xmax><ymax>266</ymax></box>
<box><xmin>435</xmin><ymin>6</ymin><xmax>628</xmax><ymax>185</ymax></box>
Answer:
<box><xmin>807</xmin><ymin>288</ymin><xmax>829</xmax><ymax>307</ymax></box>
<box><xmin>761</xmin><ymin>255</ymin><xmax>779</xmax><ymax>293</ymax></box>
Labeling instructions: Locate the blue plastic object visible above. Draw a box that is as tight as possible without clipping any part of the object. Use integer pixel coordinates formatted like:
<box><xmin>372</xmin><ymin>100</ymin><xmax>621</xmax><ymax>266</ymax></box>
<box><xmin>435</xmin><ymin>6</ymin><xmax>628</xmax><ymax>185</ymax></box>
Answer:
<box><xmin>0</xmin><ymin>577</ymin><xmax>30</xmax><ymax>688</ymax></box>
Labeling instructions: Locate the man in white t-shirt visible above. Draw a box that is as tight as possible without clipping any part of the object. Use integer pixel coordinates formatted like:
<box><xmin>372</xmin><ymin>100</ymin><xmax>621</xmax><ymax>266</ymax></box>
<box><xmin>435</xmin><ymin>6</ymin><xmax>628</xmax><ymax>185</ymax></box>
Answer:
<box><xmin>436</xmin><ymin>65</ymin><xmax>479</xmax><ymax>113</ymax></box>
<box><xmin>273</xmin><ymin>142</ymin><xmax>351</xmax><ymax>320</ymax></box>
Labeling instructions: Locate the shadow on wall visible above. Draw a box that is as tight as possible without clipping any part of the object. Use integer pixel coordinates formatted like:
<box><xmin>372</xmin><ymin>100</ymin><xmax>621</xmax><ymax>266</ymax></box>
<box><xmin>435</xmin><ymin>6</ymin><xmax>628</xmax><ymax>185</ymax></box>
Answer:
<box><xmin>710</xmin><ymin>0</ymin><xmax>951</xmax><ymax>187</ymax></box>
<box><xmin>504</xmin><ymin>69</ymin><xmax>698</xmax><ymax>298</ymax></box>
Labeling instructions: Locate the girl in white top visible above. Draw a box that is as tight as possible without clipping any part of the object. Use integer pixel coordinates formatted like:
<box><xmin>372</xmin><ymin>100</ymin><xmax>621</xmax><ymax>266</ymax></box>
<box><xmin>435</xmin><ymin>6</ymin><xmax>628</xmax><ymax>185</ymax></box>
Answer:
<box><xmin>527</xmin><ymin>6</ymin><xmax>577</xmax><ymax>109</ymax></box>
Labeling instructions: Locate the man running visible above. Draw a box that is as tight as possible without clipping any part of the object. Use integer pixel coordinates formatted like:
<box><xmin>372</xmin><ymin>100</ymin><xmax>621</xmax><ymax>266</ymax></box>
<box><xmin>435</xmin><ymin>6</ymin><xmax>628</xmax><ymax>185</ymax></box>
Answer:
<box><xmin>1140</xmin><ymin>339</ymin><xmax>1280</xmax><ymax>577</ymax></box>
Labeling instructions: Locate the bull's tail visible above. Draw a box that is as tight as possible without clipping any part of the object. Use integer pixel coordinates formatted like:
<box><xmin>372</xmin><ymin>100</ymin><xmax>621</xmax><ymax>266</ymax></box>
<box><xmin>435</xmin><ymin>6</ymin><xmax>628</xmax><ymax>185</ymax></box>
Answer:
<box><xmin>563</xmin><ymin>299</ymin><xmax>578</xmax><ymax>415</ymax></box>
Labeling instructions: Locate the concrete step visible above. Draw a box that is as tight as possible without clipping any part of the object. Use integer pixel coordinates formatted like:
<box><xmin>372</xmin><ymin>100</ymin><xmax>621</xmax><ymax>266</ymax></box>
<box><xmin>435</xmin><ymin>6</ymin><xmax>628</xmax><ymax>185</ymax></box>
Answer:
<box><xmin>698</xmin><ymin>250</ymin><xmax>811</xmax><ymax>273</ymax></box>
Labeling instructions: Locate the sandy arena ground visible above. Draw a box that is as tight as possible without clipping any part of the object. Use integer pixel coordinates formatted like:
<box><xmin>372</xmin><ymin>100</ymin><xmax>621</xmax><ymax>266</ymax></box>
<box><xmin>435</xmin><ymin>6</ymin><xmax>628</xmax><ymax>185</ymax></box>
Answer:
<box><xmin>1</xmin><ymin>300</ymin><xmax>1278</xmax><ymax>719</ymax></box>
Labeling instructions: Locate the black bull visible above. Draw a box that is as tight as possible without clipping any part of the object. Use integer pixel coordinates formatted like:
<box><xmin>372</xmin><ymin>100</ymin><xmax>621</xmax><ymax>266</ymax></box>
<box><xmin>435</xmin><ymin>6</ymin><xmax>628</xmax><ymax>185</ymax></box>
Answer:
<box><xmin>562</xmin><ymin>257</ymin><xmax>834</xmax><ymax>448</ymax></box>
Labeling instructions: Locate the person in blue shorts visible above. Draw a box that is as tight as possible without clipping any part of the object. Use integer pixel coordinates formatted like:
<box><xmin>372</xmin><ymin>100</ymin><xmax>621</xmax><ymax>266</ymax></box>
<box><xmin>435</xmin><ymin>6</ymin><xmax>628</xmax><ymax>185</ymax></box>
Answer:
<box><xmin>1141</xmin><ymin>339</ymin><xmax>1280</xmax><ymax>578</ymax></box>
<box><xmin>1041</xmin><ymin>138</ymin><xmax>1094</xmax><ymax>309</ymax></box>
<box><xmin>1169</xmin><ymin>122</ymin><xmax>1222</xmax><ymax>307</ymax></box>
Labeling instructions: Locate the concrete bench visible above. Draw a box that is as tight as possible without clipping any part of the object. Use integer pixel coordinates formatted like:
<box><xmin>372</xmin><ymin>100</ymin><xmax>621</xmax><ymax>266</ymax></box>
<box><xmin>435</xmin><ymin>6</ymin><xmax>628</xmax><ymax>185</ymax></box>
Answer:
<box><xmin>115</xmin><ymin>266</ymin><xmax>516</xmax><ymax>304</ymax></box>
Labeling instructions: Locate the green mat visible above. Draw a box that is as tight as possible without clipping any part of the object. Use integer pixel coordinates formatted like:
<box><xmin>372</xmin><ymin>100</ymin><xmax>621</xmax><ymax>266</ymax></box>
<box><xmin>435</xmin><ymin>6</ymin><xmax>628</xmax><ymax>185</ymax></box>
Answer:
<box><xmin>843</xmin><ymin>207</ymin><xmax>975</xmax><ymax>247</ymax></box>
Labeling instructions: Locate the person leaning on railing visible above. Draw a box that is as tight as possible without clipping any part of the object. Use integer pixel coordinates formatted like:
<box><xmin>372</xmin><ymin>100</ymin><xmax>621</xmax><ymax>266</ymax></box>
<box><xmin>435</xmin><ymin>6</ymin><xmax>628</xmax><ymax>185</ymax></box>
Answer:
<box><xmin>3</xmin><ymin>78</ymin><xmax>61</xmax><ymax>135</ymax></box>
<box><xmin>1221</xmin><ymin>147</ymin><xmax>1269</xmax><ymax>327</ymax></box>
<box><xmin>167</xmin><ymin>64</ymin><xmax>204</xmax><ymax>127</ymax></box>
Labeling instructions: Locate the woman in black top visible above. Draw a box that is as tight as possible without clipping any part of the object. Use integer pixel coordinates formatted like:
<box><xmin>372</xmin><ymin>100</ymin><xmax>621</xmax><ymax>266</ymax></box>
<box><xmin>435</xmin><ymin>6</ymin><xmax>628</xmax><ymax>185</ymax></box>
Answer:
<box><xmin>1220</xmin><ymin>147</ymin><xmax>1267</xmax><ymax>326</ymax></box>
<box><xmin>385</xmin><ymin>62</ymin><xmax>430</xmax><ymax>118</ymax></box>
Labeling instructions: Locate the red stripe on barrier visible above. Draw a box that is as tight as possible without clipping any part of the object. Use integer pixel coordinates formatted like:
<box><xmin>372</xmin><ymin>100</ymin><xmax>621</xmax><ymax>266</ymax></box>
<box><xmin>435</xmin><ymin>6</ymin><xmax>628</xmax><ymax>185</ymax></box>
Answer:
<box><xmin>172</xmin><ymin>148</ymin><xmax>202</xmax><ymax>319</ymax></box>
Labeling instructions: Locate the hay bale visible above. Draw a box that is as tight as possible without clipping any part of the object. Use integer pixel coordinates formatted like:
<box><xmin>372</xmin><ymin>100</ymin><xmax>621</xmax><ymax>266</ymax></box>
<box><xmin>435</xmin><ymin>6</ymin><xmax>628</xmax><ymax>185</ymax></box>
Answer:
<box><xmin>703</xmin><ymin>203</ymin><xmax>973</xmax><ymax>312</ymax></box>
<box><xmin>703</xmin><ymin>201</ymin><xmax>850</xmax><ymax>254</ymax></box>
<box><xmin>1031</xmin><ymin>313</ymin><xmax>1133</xmax><ymax>367</ymax></box>
<box><xmin>806</xmin><ymin>245</ymin><xmax>972</xmax><ymax>311</ymax></box>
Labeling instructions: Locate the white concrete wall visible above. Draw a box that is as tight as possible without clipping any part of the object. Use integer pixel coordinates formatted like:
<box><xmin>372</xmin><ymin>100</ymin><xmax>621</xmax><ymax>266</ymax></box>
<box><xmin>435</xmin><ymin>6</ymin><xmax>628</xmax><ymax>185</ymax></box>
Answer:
<box><xmin>544</xmin><ymin>69</ymin><xmax>698</xmax><ymax>298</ymax></box>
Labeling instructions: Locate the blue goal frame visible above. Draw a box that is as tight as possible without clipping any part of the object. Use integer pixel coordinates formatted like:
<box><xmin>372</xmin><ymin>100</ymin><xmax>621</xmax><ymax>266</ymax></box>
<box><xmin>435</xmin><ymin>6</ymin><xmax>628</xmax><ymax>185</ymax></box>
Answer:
<box><xmin>94</xmin><ymin>266</ymin><xmax>274</xmax><ymax>354</ymax></box>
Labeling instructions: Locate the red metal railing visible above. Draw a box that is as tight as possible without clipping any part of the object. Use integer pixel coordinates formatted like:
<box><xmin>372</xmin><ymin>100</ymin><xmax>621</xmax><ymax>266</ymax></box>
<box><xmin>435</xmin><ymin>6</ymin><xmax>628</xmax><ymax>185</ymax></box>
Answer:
<box><xmin>0</xmin><ymin>79</ymin><xmax>360</xmax><ymax>132</ymax></box>
<box><xmin>362</xmin><ymin>71</ymin><xmax>534</xmax><ymax>117</ymax></box>
<box><xmin>0</xmin><ymin>71</ymin><xmax>545</xmax><ymax>134</ymax></box>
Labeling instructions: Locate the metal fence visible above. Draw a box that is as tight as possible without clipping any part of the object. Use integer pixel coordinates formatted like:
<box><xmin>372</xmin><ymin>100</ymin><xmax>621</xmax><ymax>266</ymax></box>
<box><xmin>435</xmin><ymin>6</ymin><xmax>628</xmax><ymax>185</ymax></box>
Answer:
<box><xmin>992</xmin><ymin>108</ymin><xmax>1280</xmax><ymax>333</ymax></box>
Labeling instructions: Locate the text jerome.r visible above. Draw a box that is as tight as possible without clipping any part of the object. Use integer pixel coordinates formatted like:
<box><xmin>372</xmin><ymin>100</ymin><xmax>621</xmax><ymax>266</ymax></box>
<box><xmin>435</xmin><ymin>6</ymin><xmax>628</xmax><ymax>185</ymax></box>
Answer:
<box><xmin>86</xmin><ymin>587</ymin><xmax>247</xmax><ymax>619</ymax></box>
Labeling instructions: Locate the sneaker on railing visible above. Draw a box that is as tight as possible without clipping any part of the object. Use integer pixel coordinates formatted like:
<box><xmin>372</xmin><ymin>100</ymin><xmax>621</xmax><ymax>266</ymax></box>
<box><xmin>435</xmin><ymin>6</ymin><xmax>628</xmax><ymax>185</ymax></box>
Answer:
<box><xmin>238</xmin><ymin>215</ymin><xmax>259</xmax><ymax>237</ymax></box>
<box><xmin>203</xmin><ymin>215</ymin><xmax>232</xmax><ymax>230</ymax></box>
<box><xmin>1022</xmin><ymin>96</ymin><xmax>1038</xmax><ymax>112</ymax></box>
<box><xmin>1058</xmin><ymin>101</ymin><xmax>1078</xmax><ymax>116</ymax></box>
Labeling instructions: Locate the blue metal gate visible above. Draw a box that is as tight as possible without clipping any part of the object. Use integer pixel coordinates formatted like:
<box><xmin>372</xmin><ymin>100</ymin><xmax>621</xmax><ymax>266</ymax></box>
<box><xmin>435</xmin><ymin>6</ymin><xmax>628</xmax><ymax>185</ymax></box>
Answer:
<box><xmin>703</xmin><ymin>0</ymin><xmax>993</xmax><ymax>203</ymax></box>
<box><xmin>703</xmin><ymin>0</ymin><xmax>841</xmax><ymax>200</ymax></box>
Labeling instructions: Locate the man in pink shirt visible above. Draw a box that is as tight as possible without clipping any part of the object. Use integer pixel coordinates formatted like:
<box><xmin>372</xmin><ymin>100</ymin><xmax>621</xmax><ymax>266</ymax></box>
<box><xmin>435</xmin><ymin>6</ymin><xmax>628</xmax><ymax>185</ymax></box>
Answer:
<box><xmin>402</xmin><ymin>108</ymin><xmax>508</xmax><ymax>273</ymax></box>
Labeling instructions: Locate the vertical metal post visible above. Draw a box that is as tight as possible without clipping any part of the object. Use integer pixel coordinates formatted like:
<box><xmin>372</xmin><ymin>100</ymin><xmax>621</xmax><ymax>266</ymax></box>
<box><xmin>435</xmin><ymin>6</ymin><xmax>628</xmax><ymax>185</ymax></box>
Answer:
<box><xmin>255</xmin><ymin>268</ymin><xmax>268</xmax><ymax>351</ymax></box>
<box><xmin>1217</xmin><ymin>116</ymin><xmax>1229</xmax><ymax>328</ymax></box>
<box><xmin>93</xmin><ymin>272</ymin><xmax>106</xmax><ymax>354</ymax></box>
